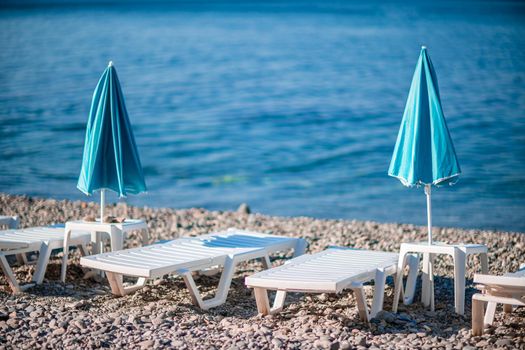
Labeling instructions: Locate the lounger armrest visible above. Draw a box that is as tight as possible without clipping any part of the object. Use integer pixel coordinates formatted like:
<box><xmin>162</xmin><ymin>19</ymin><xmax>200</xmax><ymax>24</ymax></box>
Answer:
<box><xmin>474</xmin><ymin>273</ymin><xmax>525</xmax><ymax>288</ymax></box>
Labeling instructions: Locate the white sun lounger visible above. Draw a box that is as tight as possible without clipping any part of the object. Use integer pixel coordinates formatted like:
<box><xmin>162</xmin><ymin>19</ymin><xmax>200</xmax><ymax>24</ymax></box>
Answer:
<box><xmin>472</xmin><ymin>265</ymin><xmax>525</xmax><ymax>335</ymax></box>
<box><xmin>0</xmin><ymin>215</ymin><xmax>25</xmax><ymax>264</ymax></box>
<box><xmin>245</xmin><ymin>248</ymin><xmax>418</xmax><ymax>322</ymax></box>
<box><xmin>80</xmin><ymin>228</ymin><xmax>307</xmax><ymax>309</ymax></box>
<box><xmin>0</xmin><ymin>227</ymin><xmax>91</xmax><ymax>293</ymax></box>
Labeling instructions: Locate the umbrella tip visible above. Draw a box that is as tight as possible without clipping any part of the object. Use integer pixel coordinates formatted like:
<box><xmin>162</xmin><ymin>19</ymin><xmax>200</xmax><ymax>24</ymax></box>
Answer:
<box><xmin>421</xmin><ymin>45</ymin><xmax>427</xmax><ymax>50</ymax></box>
<box><xmin>108</xmin><ymin>60</ymin><xmax>114</xmax><ymax>67</ymax></box>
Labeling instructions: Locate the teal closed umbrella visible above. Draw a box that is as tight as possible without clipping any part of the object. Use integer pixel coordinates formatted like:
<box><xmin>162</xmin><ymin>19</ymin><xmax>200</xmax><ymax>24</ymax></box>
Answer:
<box><xmin>388</xmin><ymin>47</ymin><xmax>461</xmax><ymax>244</ymax></box>
<box><xmin>77</xmin><ymin>61</ymin><xmax>147</xmax><ymax>221</ymax></box>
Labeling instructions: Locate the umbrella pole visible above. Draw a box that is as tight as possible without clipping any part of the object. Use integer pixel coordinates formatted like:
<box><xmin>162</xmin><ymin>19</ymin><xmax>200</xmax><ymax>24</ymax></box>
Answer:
<box><xmin>425</xmin><ymin>184</ymin><xmax>432</xmax><ymax>245</ymax></box>
<box><xmin>100</xmin><ymin>189</ymin><xmax>105</xmax><ymax>223</ymax></box>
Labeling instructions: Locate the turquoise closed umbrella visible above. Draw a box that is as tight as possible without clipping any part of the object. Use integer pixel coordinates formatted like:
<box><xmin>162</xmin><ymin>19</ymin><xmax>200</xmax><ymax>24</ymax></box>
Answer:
<box><xmin>77</xmin><ymin>61</ymin><xmax>147</xmax><ymax>221</ymax></box>
<box><xmin>388</xmin><ymin>46</ymin><xmax>461</xmax><ymax>244</ymax></box>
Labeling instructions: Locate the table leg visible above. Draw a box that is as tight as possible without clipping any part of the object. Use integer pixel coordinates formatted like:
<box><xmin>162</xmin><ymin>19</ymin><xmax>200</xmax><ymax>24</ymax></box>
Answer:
<box><xmin>110</xmin><ymin>230</ymin><xmax>124</xmax><ymax>251</ymax></box>
<box><xmin>92</xmin><ymin>231</ymin><xmax>100</xmax><ymax>255</ymax></box>
<box><xmin>453</xmin><ymin>248</ymin><xmax>466</xmax><ymax>315</ymax></box>
<box><xmin>392</xmin><ymin>247</ymin><xmax>408</xmax><ymax>313</ymax></box>
<box><xmin>429</xmin><ymin>254</ymin><xmax>435</xmax><ymax>312</ymax></box>
<box><xmin>141</xmin><ymin>229</ymin><xmax>149</xmax><ymax>246</ymax></box>
<box><xmin>110</xmin><ymin>229</ymin><xmax>124</xmax><ymax>285</ymax></box>
<box><xmin>480</xmin><ymin>253</ymin><xmax>489</xmax><ymax>274</ymax></box>
<box><xmin>421</xmin><ymin>252</ymin><xmax>431</xmax><ymax>307</ymax></box>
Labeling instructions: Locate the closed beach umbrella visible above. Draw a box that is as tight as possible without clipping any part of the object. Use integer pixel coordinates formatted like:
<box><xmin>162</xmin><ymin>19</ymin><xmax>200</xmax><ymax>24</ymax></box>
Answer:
<box><xmin>77</xmin><ymin>61</ymin><xmax>146</xmax><ymax>221</ymax></box>
<box><xmin>388</xmin><ymin>46</ymin><xmax>460</xmax><ymax>244</ymax></box>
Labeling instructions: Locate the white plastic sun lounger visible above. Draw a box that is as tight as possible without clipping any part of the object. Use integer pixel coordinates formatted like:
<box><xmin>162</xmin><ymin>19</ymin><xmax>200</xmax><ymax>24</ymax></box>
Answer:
<box><xmin>0</xmin><ymin>227</ymin><xmax>91</xmax><ymax>293</ymax></box>
<box><xmin>472</xmin><ymin>265</ymin><xmax>525</xmax><ymax>336</ymax></box>
<box><xmin>80</xmin><ymin>228</ymin><xmax>307</xmax><ymax>309</ymax></box>
<box><xmin>245</xmin><ymin>248</ymin><xmax>418</xmax><ymax>323</ymax></box>
<box><xmin>0</xmin><ymin>215</ymin><xmax>25</xmax><ymax>264</ymax></box>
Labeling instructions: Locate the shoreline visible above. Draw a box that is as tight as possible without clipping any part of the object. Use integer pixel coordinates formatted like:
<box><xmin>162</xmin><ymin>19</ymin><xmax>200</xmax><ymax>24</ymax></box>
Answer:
<box><xmin>2</xmin><ymin>192</ymin><xmax>523</xmax><ymax>236</ymax></box>
<box><xmin>1</xmin><ymin>193</ymin><xmax>524</xmax><ymax>349</ymax></box>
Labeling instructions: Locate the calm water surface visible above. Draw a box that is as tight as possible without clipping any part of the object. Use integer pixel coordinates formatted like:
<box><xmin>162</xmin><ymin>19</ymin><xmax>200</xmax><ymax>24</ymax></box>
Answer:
<box><xmin>1</xmin><ymin>1</ymin><xmax>524</xmax><ymax>232</ymax></box>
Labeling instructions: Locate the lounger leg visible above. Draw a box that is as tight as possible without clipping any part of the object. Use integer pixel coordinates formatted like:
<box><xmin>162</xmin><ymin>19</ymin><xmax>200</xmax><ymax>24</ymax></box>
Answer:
<box><xmin>484</xmin><ymin>302</ymin><xmax>497</xmax><ymax>325</ymax></box>
<box><xmin>107</xmin><ymin>274</ymin><xmax>145</xmax><ymax>296</ymax></box>
<box><xmin>453</xmin><ymin>249</ymin><xmax>466</xmax><ymax>315</ymax></box>
<box><xmin>261</xmin><ymin>255</ymin><xmax>272</xmax><ymax>269</ymax></box>
<box><xmin>351</xmin><ymin>284</ymin><xmax>370</xmax><ymax>323</ymax></box>
<box><xmin>15</xmin><ymin>254</ymin><xmax>28</xmax><ymax>265</ymax></box>
<box><xmin>254</xmin><ymin>288</ymin><xmax>271</xmax><ymax>315</ymax></box>
<box><xmin>136</xmin><ymin>277</ymin><xmax>147</xmax><ymax>287</ymax></box>
<box><xmin>182</xmin><ymin>258</ymin><xmax>237</xmax><ymax>310</ymax></box>
<box><xmin>472</xmin><ymin>296</ymin><xmax>485</xmax><ymax>336</ymax></box>
<box><xmin>273</xmin><ymin>291</ymin><xmax>287</xmax><ymax>312</ymax></box>
<box><xmin>370</xmin><ymin>268</ymin><xmax>386</xmax><ymax>318</ymax></box>
<box><xmin>182</xmin><ymin>271</ymin><xmax>205</xmax><ymax>307</ymax></box>
<box><xmin>61</xmin><ymin>228</ymin><xmax>72</xmax><ymax>282</ymax></box>
<box><xmin>32</xmin><ymin>242</ymin><xmax>52</xmax><ymax>284</ymax></box>
<box><xmin>106</xmin><ymin>272</ymin><xmax>125</xmax><ymax>296</ymax></box>
<box><xmin>0</xmin><ymin>255</ymin><xmax>21</xmax><ymax>294</ymax></box>
<box><xmin>78</xmin><ymin>244</ymin><xmax>89</xmax><ymax>257</ymax></box>
<box><xmin>503</xmin><ymin>304</ymin><xmax>513</xmax><ymax>313</ymax></box>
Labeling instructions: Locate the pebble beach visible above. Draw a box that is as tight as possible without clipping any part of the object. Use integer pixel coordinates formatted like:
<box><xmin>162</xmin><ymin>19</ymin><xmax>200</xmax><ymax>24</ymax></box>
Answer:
<box><xmin>0</xmin><ymin>193</ymin><xmax>524</xmax><ymax>349</ymax></box>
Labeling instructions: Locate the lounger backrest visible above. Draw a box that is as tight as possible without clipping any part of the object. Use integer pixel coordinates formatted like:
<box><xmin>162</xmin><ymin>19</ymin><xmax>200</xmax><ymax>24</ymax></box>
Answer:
<box><xmin>0</xmin><ymin>227</ymin><xmax>69</xmax><ymax>243</ymax></box>
<box><xmin>247</xmin><ymin>248</ymin><xmax>398</xmax><ymax>292</ymax></box>
<box><xmin>80</xmin><ymin>237</ymin><xmax>260</xmax><ymax>278</ymax></box>
<box><xmin>474</xmin><ymin>269</ymin><xmax>525</xmax><ymax>289</ymax></box>
<box><xmin>195</xmin><ymin>229</ymin><xmax>296</xmax><ymax>250</ymax></box>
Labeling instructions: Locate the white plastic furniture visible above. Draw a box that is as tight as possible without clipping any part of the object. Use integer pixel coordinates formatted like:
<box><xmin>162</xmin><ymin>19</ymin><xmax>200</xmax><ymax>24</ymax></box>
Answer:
<box><xmin>80</xmin><ymin>228</ymin><xmax>307</xmax><ymax>309</ymax></box>
<box><xmin>0</xmin><ymin>227</ymin><xmax>90</xmax><ymax>293</ymax></box>
<box><xmin>61</xmin><ymin>219</ymin><xmax>148</xmax><ymax>282</ymax></box>
<box><xmin>0</xmin><ymin>216</ymin><xmax>19</xmax><ymax>229</ymax></box>
<box><xmin>0</xmin><ymin>215</ymin><xmax>25</xmax><ymax>264</ymax></box>
<box><xmin>245</xmin><ymin>248</ymin><xmax>419</xmax><ymax>322</ymax></box>
<box><xmin>472</xmin><ymin>265</ymin><xmax>525</xmax><ymax>335</ymax></box>
<box><xmin>393</xmin><ymin>242</ymin><xmax>488</xmax><ymax>315</ymax></box>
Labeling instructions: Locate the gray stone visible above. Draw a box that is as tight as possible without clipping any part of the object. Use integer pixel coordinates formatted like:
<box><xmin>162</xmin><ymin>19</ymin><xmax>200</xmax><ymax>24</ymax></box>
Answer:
<box><xmin>237</xmin><ymin>203</ymin><xmax>251</xmax><ymax>214</ymax></box>
<box><xmin>139</xmin><ymin>340</ymin><xmax>154</xmax><ymax>349</ymax></box>
<box><xmin>495</xmin><ymin>339</ymin><xmax>514</xmax><ymax>347</ymax></box>
<box><xmin>52</xmin><ymin>328</ymin><xmax>66</xmax><ymax>336</ymax></box>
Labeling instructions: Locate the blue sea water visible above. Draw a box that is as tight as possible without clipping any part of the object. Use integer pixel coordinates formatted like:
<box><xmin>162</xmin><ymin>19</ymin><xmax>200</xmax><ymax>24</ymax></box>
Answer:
<box><xmin>0</xmin><ymin>1</ymin><xmax>524</xmax><ymax>232</ymax></box>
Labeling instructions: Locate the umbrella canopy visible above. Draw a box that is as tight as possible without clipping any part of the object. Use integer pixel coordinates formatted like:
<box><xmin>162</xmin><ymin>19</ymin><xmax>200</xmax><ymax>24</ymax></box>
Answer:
<box><xmin>77</xmin><ymin>61</ymin><xmax>146</xmax><ymax>220</ymax></box>
<box><xmin>388</xmin><ymin>46</ymin><xmax>460</xmax><ymax>244</ymax></box>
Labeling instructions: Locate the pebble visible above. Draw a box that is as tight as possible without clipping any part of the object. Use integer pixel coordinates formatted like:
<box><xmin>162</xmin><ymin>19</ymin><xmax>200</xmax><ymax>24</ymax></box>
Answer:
<box><xmin>52</xmin><ymin>328</ymin><xmax>66</xmax><ymax>336</ymax></box>
<box><xmin>0</xmin><ymin>193</ymin><xmax>524</xmax><ymax>350</ymax></box>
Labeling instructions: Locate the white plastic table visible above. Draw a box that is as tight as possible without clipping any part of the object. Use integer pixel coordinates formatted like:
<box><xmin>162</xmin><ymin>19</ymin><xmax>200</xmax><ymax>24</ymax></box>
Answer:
<box><xmin>61</xmin><ymin>219</ymin><xmax>148</xmax><ymax>282</ymax></box>
<box><xmin>393</xmin><ymin>242</ymin><xmax>488</xmax><ymax>315</ymax></box>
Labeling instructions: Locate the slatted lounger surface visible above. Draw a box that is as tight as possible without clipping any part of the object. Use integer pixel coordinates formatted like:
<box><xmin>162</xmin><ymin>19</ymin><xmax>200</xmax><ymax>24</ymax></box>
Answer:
<box><xmin>472</xmin><ymin>265</ymin><xmax>525</xmax><ymax>335</ymax></box>
<box><xmin>0</xmin><ymin>227</ymin><xmax>90</xmax><ymax>293</ymax></box>
<box><xmin>245</xmin><ymin>248</ymin><xmax>418</xmax><ymax>322</ymax></box>
<box><xmin>80</xmin><ymin>228</ymin><xmax>307</xmax><ymax>309</ymax></box>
